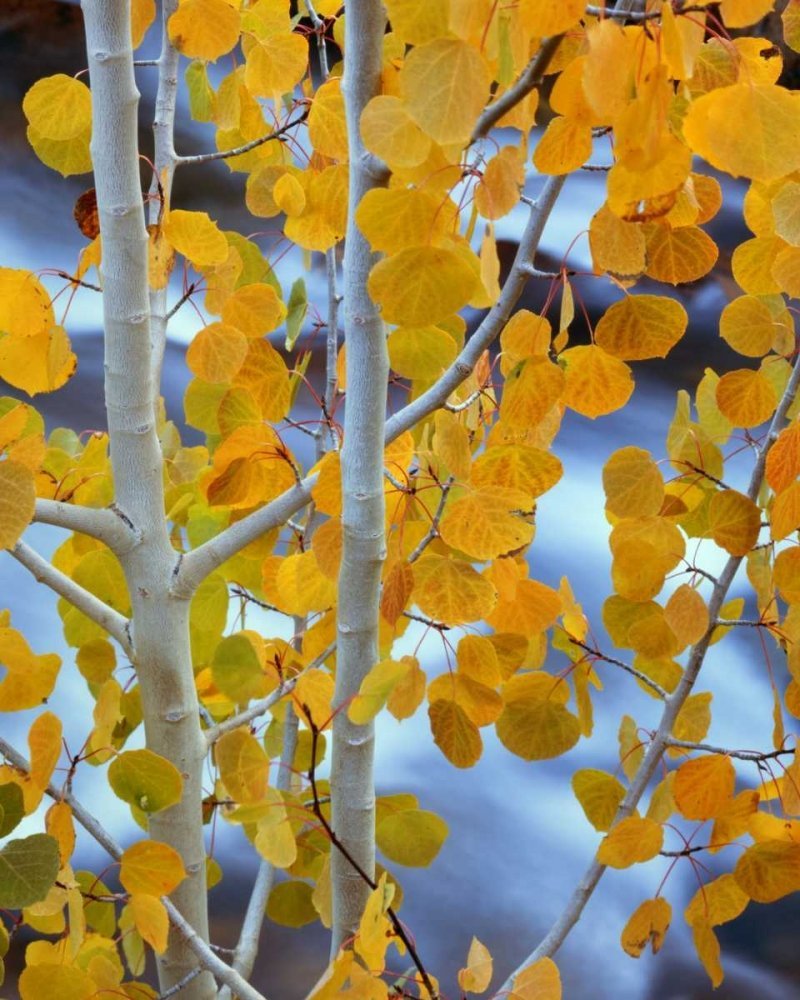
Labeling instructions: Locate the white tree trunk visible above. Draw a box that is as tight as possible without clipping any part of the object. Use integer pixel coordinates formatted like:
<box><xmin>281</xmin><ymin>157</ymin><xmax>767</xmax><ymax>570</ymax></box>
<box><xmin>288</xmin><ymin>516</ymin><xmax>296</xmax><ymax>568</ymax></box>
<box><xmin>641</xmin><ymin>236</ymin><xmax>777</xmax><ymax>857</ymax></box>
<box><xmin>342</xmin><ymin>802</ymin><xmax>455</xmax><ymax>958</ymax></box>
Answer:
<box><xmin>329</xmin><ymin>0</ymin><xmax>387</xmax><ymax>954</ymax></box>
<box><xmin>81</xmin><ymin>4</ymin><xmax>214</xmax><ymax>996</ymax></box>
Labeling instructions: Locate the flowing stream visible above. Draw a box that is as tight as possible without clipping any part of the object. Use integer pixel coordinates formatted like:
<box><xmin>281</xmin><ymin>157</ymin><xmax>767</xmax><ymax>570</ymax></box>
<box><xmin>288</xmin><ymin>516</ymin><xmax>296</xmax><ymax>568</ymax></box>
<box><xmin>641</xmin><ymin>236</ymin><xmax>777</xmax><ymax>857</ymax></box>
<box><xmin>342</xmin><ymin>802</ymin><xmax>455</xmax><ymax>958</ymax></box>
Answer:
<box><xmin>1</xmin><ymin>6</ymin><xmax>799</xmax><ymax>997</ymax></box>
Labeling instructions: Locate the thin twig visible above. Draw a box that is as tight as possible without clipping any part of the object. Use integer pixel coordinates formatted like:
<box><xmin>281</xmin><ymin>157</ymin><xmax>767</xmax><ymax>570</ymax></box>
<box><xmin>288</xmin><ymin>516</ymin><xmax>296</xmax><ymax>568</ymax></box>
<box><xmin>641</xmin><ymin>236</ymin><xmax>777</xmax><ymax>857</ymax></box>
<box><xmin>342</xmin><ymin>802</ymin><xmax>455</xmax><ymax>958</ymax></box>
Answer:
<box><xmin>665</xmin><ymin>738</ymin><xmax>794</xmax><ymax>762</ymax></box>
<box><xmin>10</xmin><ymin>541</ymin><xmax>133</xmax><ymax>656</ymax></box>
<box><xmin>158</xmin><ymin>969</ymin><xmax>203</xmax><ymax>998</ymax></box>
<box><xmin>307</xmin><ymin>722</ymin><xmax>439</xmax><ymax>999</ymax></box>
<box><xmin>176</xmin><ymin>112</ymin><xmax>308</xmax><ymax>166</ymax></box>
<box><xmin>569</xmin><ymin>638</ymin><xmax>668</xmax><ymax>700</ymax></box>
<box><xmin>407</xmin><ymin>478</ymin><xmax>454</xmax><ymax>564</ymax></box>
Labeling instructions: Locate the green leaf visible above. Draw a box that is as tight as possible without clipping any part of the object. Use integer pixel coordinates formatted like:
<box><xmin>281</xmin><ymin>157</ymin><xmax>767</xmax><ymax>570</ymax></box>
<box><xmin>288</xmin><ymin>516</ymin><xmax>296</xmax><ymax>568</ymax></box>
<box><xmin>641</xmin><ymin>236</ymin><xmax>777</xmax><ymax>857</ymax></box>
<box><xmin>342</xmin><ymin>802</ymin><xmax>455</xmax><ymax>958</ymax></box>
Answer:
<box><xmin>186</xmin><ymin>60</ymin><xmax>215</xmax><ymax>122</ymax></box>
<box><xmin>376</xmin><ymin>808</ymin><xmax>448</xmax><ymax>867</ymax></box>
<box><xmin>108</xmin><ymin>748</ymin><xmax>184</xmax><ymax>814</ymax></box>
<box><xmin>0</xmin><ymin>834</ymin><xmax>60</xmax><ymax>909</ymax></box>
<box><xmin>0</xmin><ymin>783</ymin><xmax>24</xmax><ymax>838</ymax></box>
<box><xmin>284</xmin><ymin>277</ymin><xmax>308</xmax><ymax>351</ymax></box>
<box><xmin>267</xmin><ymin>880</ymin><xmax>317</xmax><ymax>927</ymax></box>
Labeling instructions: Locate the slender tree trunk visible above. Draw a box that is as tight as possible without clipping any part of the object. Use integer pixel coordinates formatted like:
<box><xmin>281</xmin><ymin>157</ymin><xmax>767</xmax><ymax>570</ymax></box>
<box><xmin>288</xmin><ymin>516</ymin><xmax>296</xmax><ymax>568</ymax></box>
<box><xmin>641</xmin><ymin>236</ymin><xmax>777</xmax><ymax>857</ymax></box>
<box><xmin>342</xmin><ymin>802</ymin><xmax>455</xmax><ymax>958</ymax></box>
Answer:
<box><xmin>329</xmin><ymin>0</ymin><xmax>387</xmax><ymax>954</ymax></box>
<box><xmin>81</xmin><ymin>4</ymin><xmax>214</xmax><ymax>996</ymax></box>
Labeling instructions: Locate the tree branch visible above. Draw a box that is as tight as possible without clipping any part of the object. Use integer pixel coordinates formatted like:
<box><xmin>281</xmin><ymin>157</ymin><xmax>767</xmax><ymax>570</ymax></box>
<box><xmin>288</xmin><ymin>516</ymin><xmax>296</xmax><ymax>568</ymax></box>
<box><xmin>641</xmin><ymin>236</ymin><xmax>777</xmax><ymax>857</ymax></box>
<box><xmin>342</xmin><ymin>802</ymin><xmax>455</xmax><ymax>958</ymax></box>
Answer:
<box><xmin>0</xmin><ymin>735</ymin><xmax>270</xmax><ymax>1000</ymax></box>
<box><xmin>569</xmin><ymin>638</ymin><xmax>668</xmax><ymax>700</ymax></box>
<box><xmin>498</xmin><ymin>349</ymin><xmax>800</xmax><ymax>988</ymax></box>
<box><xmin>470</xmin><ymin>35</ymin><xmax>563</xmax><ymax>144</ymax></box>
<box><xmin>10</xmin><ymin>541</ymin><xmax>132</xmax><ymax>655</ymax></box>
<box><xmin>175</xmin><ymin>113</ymin><xmax>308</xmax><ymax>167</ymax></box>
<box><xmin>33</xmin><ymin>499</ymin><xmax>140</xmax><ymax>552</ymax></box>
<box><xmin>664</xmin><ymin>738</ymin><xmax>794</xmax><ymax>762</ymax></box>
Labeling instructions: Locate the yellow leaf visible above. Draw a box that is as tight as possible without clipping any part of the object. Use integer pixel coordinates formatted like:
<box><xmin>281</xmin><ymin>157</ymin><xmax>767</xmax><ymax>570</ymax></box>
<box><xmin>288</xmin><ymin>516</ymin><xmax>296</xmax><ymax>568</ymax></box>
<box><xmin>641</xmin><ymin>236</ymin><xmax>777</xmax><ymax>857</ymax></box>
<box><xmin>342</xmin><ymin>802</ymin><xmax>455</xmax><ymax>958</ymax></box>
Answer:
<box><xmin>400</xmin><ymin>39</ymin><xmax>491</xmax><ymax>146</ymax></box>
<box><xmin>294</xmin><ymin>670</ymin><xmax>335</xmax><ymax>731</ymax></box>
<box><xmin>244</xmin><ymin>30</ymin><xmax>308</xmax><ymax>98</ymax></box>
<box><xmin>284</xmin><ymin>165</ymin><xmax>348</xmax><ymax>252</ymax></box>
<box><xmin>216</xmin><ymin>728</ymin><xmax>268</xmax><ymax>803</ymax></box>
<box><xmin>428</xmin><ymin>698</ymin><xmax>482</xmax><ymax>768</ymax></box>
<box><xmin>571</xmin><ymin>769</ymin><xmax>626</xmax><ymax>833</ymax></box>
<box><xmin>348</xmin><ymin>659</ymin><xmax>410</xmax><ymax>725</ymax></box>
<box><xmin>716</xmin><ymin>368</ymin><xmax>777</xmax><ymax>427</ymax></box>
<box><xmin>0</xmin><ymin>460</ymin><xmax>35</xmax><ymax>549</ymax></box>
<box><xmin>644</xmin><ymin>224</ymin><xmax>719</xmax><ymax>285</ymax></box>
<box><xmin>355</xmin><ymin>873</ymin><xmax>394</xmax><ymax>972</ymax></box>
<box><xmin>471</xmin><ymin>445</ymin><xmax>562</xmax><ymax>500</ymax></box>
<box><xmin>603</xmin><ymin>447</ymin><xmax>664</xmax><ymax>519</ymax></box>
<box><xmin>368</xmin><ymin>246</ymin><xmax>477</xmax><ymax>326</ymax></box>
<box><xmin>674</xmin><ymin>754</ymin><xmax>735</xmax><ymax>820</ymax></box>
<box><xmin>620</xmin><ymin>898</ymin><xmax>672</xmax><ymax>958</ymax></box>
<box><xmin>589</xmin><ymin>205</ymin><xmax>646</xmax><ymax>277</ymax></box>
<box><xmin>561</xmin><ymin>345</ymin><xmax>634</xmax><ymax>419</ymax></box>
<box><xmin>357</xmin><ymin>188</ymin><xmax>457</xmax><ymax>256</ymax></box>
<box><xmin>163</xmin><ymin>210</ymin><xmax>229</xmax><ymax>268</ymax></box>
<box><xmin>776</xmin><ymin>546</ymin><xmax>800</xmax><ymax>603</ymax></box>
<box><xmin>308</xmin><ymin>78</ymin><xmax>348</xmax><ymax>160</ymax></box>
<box><xmin>683</xmin><ymin>84</ymin><xmax>800</xmax><ymax>181</ymax></box>
<box><xmin>766</xmin><ymin>420</ymin><xmax>800</xmax><ymax>492</ymax></box>
<box><xmin>733</xmin><ymin>840</ymin><xmax>800</xmax><ymax>903</ymax></box>
<box><xmin>500</xmin><ymin>310</ymin><xmax>552</xmax><ymax>371</ymax></box>
<box><xmin>501</xmin><ymin>357</ymin><xmax>565</xmax><ymax>428</ymax></box>
<box><xmin>387</xmin><ymin>655</ymin><xmax>426</xmax><ymax>721</ymax></box>
<box><xmin>26</xmin><ymin>124</ymin><xmax>92</xmax><ymax>177</ymax></box>
<box><xmin>119</xmin><ymin>840</ymin><xmax>187</xmax><ymax>896</ymax></box>
<box><xmin>412</xmin><ymin>554</ymin><xmax>497</xmax><ymax>624</ymax></box>
<box><xmin>496</xmin><ymin>678</ymin><xmax>580</xmax><ymax>761</ymax></box>
<box><xmin>685</xmin><ymin>873</ymin><xmax>748</xmax><ymax>927</ymax></box>
<box><xmin>273</xmin><ymin>173</ymin><xmax>306</xmax><ymax>217</ymax></box>
<box><xmin>533</xmin><ymin>117</ymin><xmax>592</xmax><ymax>176</ymax></box>
<box><xmin>26</xmin><ymin>711</ymin><xmax>62</xmax><ymax>812</ymax></box>
<box><xmin>692</xmin><ymin>922</ymin><xmax>724</xmax><ymax>989</ymax></box>
<box><xmin>708</xmin><ymin>489</ymin><xmax>761</xmax><ymax>556</ymax></box>
<box><xmin>719</xmin><ymin>295</ymin><xmax>781</xmax><ymax>357</ymax></box>
<box><xmin>439</xmin><ymin>487</ymin><xmax>534</xmax><ymax>561</ymax></box>
<box><xmin>0</xmin><ymin>269</ymin><xmax>54</xmax><ymax>339</ymax></box>
<box><xmin>186</xmin><ymin>323</ymin><xmax>248</xmax><ymax>383</ymax></box>
<box><xmin>0</xmin><ymin>324</ymin><xmax>76</xmax><ymax>396</ymax></box>
<box><xmin>0</xmin><ymin>626</ymin><xmax>61</xmax><ymax>712</ymax></box>
<box><xmin>519</xmin><ymin>0</ymin><xmax>583</xmax><ymax>34</ymax></box>
<box><xmin>772</xmin><ymin>481</ymin><xmax>800</xmax><ymax>540</ymax></box>
<box><xmin>360</xmin><ymin>95</ymin><xmax>432</xmax><ymax>169</ymax></box>
<box><xmin>428</xmin><ymin>674</ymin><xmax>502</xmax><ymax>728</ymax></box>
<box><xmin>45</xmin><ymin>802</ymin><xmax>75</xmax><ymax>866</ymax></box>
<box><xmin>458</xmin><ymin>937</ymin><xmax>493</xmax><ymax>994</ymax></box>
<box><xmin>311</xmin><ymin>450</ymin><xmax>341</xmax><ymax>517</ymax></box>
<box><xmin>664</xmin><ymin>584</ymin><xmax>709</xmax><ymax>649</ymax></box>
<box><xmin>130</xmin><ymin>893</ymin><xmax>169</xmax><ymax>953</ymax></box>
<box><xmin>385</xmin><ymin>0</ymin><xmax>450</xmax><ymax>44</ymax></box>
<box><xmin>168</xmin><ymin>0</ymin><xmax>241</xmax><ymax>61</ymax></box>
<box><xmin>19</xmin><ymin>964</ymin><xmax>95</xmax><ymax>1000</ymax></box>
<box><xmin>475</xmin><ymin>147</ymin><xmax>524</xmax><ymax>220</ymax></box>
<box><xmin>221</xmin><ymin>283</ymin><xmax>286</xmax><ymax>337</ymax></box>
<box><xmin>595</xmin><ymin>295</ymin><xmax>688</xmax><ymax>361</ymax></box>
<box><xmin>722</xmin><ymin>0</ymin><xmax>779</xmax><ymax>28</ymax></box>
<box><xmin>596</xmin><ymin>816</ymin><xmax>663</xmax><ymax>868</ymax></box>
<box><xmin>509</xmin><ymin>956</ymin><xmax>562</xmax><ymax>1000</ymax></box>
<box><xmin>23</xmin><ymin>75</ymin><xmax>92</xmax><ymax>141</ymax></box>
<box><xmin>132</xmin><ymin>0</ymin><xmax>157</xmax><ymax>47</ymax></box>
<box><xmin>274</xmin><ymin>551</ymin><xmax>336</xmax><ymax>617</ymax></box>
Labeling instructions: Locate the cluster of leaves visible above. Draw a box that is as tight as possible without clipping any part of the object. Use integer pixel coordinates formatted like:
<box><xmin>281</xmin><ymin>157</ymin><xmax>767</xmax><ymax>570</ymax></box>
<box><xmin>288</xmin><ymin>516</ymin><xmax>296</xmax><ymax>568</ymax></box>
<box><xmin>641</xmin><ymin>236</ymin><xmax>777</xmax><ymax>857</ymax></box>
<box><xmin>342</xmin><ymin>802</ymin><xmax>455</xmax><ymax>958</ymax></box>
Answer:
<box><xmin>4</xmin><ymin>0</ymin><xmax>800</xmax><ymax>997</ymax></box>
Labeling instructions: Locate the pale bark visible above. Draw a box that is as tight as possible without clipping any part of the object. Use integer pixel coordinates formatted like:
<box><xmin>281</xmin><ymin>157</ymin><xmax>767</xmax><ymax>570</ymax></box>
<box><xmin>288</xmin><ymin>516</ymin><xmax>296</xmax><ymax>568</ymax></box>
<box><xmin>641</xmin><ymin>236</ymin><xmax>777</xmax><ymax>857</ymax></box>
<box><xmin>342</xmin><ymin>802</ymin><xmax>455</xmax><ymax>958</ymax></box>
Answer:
<box><xmin>329</xmin><ymin>0</ymin><xmax>387</xmax><ymax>953</ymax></box>
<box><xmin>33</xmin><ymin>498</ymin><xmax>138</xmax><ymax>552</ymax></box>
<box><xmin>499</xmin><ymin>352</ymin><xmax>800</xmax><ymax>988</ymax></box>
<box><xmin>80</xmin><ymin>3</ymin><xmax>213</xmax><ymax>996</ymax></box>
<box><xmin>11</xmin><ymin>541</ymin><xmax>132</xmax><ymax>654</ymax></box>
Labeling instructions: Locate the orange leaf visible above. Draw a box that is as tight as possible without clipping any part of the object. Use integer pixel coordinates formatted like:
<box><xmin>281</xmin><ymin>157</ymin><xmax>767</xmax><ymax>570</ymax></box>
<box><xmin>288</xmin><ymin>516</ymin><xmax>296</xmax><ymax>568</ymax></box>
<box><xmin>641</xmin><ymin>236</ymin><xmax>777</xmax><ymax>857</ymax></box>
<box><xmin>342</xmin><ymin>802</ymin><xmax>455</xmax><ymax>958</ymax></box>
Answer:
<box><xmin>597</xmin><ymin>816</ymin><xmax>663</xmax><ymax>868</ymax></box>
<box><xmin>674</xmin><ymin>754</ymin><xmax>736</xmax><ymax>820</ymax></box>
<box><xmin>560</xmin><ymin>345</ymin><xmax>634</xmax><ymax>419</ymax></box>
<box><xmin>120</xmin><ymin>840</ymin><xmax>187</xmax><ymax>896</ymax></box>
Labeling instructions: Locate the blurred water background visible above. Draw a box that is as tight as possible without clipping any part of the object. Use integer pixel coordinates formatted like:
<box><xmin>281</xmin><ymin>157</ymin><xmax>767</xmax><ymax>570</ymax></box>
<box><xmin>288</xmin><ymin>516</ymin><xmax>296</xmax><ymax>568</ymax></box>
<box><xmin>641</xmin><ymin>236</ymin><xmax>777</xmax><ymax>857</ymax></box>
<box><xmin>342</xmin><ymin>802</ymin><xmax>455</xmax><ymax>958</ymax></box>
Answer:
<box><xmin>1</xmin><ymin>3</ymin><xmax>800</xmax><ymax>998</ymax></box>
